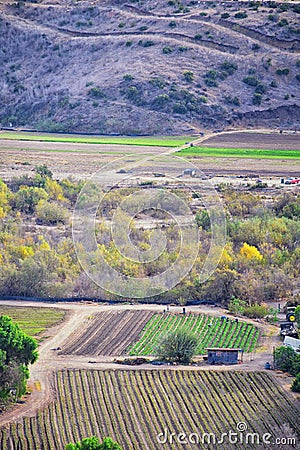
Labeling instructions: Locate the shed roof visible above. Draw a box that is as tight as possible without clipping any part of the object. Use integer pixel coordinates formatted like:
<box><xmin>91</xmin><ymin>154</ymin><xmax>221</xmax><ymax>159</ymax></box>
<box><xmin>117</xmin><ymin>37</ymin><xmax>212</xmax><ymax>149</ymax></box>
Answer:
<box><xmin>206</xmin><ymin>348</ymin><xmax>243</xmax><ymax>352</ymax></box>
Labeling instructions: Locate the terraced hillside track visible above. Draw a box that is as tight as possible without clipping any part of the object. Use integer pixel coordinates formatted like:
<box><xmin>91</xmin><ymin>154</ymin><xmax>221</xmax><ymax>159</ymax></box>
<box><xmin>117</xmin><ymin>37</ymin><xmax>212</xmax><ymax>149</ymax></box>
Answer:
<box><xmin>59</xmin><ymin>310</ymin><xmax>154</xmax><ymax>356</ymax></box>
<box><xmin>0</xmin><ymin>369</ymin><xmax>299</xmax><ymax>450</ymax></box>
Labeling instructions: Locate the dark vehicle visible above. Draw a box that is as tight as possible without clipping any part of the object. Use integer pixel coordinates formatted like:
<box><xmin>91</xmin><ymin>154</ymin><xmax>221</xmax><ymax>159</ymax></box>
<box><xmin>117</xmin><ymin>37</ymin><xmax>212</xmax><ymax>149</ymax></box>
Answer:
<box><xmin>280</xmin><ymin>322</ymin><xmax>298</xmax><ymax>337</ymax></box>
<box><xmin>286</xmin><ymin>306</ymin><xmax>296</xmax><ymax>322</ymax></box>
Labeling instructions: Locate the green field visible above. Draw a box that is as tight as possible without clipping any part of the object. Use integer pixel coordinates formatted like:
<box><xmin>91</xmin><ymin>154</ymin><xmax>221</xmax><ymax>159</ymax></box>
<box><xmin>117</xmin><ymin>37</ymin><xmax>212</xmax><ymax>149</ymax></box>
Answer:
<box><xmin>0</xmin><ymin>132</ymin><xmax>193</xmax><ymax>148</ymax></box>
<box><xmin>128</xmin><ymin>313</ymin><xmax>260</xmax><ymax>355</ymax></box>
<box><xmin>0</xmin><ymin>306</ymin><xmax>66</xmax><ymax>339</ymax></box>
<box><xmin>177</xmin><ymin>146</ymin><xmax>300</xmax><ymax>159</ymax></box>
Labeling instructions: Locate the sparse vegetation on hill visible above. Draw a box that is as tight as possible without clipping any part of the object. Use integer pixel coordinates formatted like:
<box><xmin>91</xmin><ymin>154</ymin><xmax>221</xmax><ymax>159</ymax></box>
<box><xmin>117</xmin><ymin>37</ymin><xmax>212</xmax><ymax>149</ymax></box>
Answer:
<box><xmin>0</xmin><ymin>0</ymin><xmax>299</xmax><ymax>134</ymax></box>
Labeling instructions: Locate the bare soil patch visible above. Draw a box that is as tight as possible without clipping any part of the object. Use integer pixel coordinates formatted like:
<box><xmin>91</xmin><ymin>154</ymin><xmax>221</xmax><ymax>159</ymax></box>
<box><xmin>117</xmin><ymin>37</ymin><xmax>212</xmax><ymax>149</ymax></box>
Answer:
<box><xmin>59</xmin><ymin>310</ymin><xmax>154</xmax><ymax>356</ymax></box>
<box><xmin>201</xmin><ymin>131</ymin><xmax>300</xmax><ymax>150</ymax></box>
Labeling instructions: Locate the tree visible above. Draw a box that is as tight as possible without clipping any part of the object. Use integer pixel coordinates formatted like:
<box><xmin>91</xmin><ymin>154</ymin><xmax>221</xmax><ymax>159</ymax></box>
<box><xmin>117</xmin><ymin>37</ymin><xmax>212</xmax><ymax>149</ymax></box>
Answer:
<box><xmin>291</xmin><ymin>373</ymin><xmax>300</xmax><ymax>392</ymax></box>
<box><xmin>0</xmin><ymin>316</ymin><xmax>38</xmax><ymax>366</ymax></box>
<box><xmin>35</xmin><ymin>164</ymin><xmax>53</xmax><ymax>180</ymax></box>
<box><xmin>0</xmin><ymin>316</ymin><xmax>38</xmax><ymax>405</ymax></box>
<box><xmin>228</xmin><ymin>297</ymin><xmax>246</xmax><ymax>315</ymax></box>
<box><xmin>295</xmin><ymin>305</ymin><xmax>300</xmax><ymax>329</ymax></box>
<box><xmin>155</xmin><ymin>330</ymin><xmax>197</xmax><ymax>364</ymax></box>
<box><xmin>65</xmin><ymin>437</ymin><xmax>122</xmax><ymax>450</ymax></box>
<box><xmin>274</xmin><ymin>346</ymin><xmax>296</xmax><ymax>373</ymax></box>
<box><xmin>13</xmin><ymin>186</ymin><xmax>48</xmax><ymax>213</ymax></box>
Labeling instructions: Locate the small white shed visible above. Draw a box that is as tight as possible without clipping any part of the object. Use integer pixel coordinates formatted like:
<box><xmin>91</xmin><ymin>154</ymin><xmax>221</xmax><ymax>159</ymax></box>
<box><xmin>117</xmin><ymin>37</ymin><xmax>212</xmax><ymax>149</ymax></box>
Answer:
<box><xmin>283</xmin><ymin>336</ymin><xmax>300</xmax><ymax>352</ymax></box>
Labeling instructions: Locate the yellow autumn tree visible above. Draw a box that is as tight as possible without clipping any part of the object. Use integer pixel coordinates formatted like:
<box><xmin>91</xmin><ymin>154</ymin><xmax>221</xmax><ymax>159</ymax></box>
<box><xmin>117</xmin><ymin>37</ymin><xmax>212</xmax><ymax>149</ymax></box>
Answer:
<box><xmin>239</xmin><ymin>242</ymin><xmax>263</xmax><ymax>262</ymax></box>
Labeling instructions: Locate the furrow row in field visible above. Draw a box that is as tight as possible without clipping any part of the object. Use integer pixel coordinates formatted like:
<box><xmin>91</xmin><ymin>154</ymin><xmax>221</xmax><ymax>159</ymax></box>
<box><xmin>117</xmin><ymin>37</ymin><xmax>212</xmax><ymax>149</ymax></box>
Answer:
<box><xmin>0</xmin><ymin>369</ymin><xmax>299</xmax><ymax>449</ymax></box>
<box><xmin>60</xmin><ymin>310</ymin><xmax>154</xmax><ymax>356</ymax></box>
<box><xmin>129</xmin><ymin>313</ymin><xmax>260</xmax><ymax>356</ymax></box>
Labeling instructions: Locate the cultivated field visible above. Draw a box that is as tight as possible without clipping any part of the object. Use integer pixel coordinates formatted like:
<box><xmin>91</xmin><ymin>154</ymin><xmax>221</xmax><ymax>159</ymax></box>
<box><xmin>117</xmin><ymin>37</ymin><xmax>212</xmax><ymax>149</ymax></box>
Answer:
<box><xmin>59</xmin><ymin>311</ymin><xmax>259</xmax><ymax>357</ymax></box>
<box><xmin>129</xmin><ymin>313</ymin><xmax>259</xmax><ymax>356</ymax></box>
<box><xmin>0</xmin><ymin>306</ymin><xmax>66</xmax><ymax>340</ymax></box>
<box><xmin>59</xmin><ymin>310</ymin><xmax>155</xmax><ymax>356</ymax></box>
<box><xmin>0</xmin><ymin>369</ymin><xmax>299</xmax><ymax>450</ymax></box>
<box><xmin>0</xmin><ymin>131</ymin><xmax>299</xmax><ymax>180</ymax></box>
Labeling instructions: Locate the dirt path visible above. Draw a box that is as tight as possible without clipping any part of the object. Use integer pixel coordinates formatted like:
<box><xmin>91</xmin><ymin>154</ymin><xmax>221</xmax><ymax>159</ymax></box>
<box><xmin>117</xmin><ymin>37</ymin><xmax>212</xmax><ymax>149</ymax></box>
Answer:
<box><xmin>0</xmin><ymin>299</ymin><xmax>295</xmax><ymax>426</ymax></box>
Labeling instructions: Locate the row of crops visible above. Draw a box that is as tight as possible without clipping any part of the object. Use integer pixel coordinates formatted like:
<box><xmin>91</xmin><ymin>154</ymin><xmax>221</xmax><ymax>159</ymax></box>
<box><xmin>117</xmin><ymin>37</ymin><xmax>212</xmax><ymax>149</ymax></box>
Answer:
<box><xmin>128</xmin><ymin>313</ymin><xmax>260</xmax><ymax>356</ymax></box>
<box><xmin>1</xmin><ymin>369</ymin><xmax>299</xmax><ymax>450</ymax></box>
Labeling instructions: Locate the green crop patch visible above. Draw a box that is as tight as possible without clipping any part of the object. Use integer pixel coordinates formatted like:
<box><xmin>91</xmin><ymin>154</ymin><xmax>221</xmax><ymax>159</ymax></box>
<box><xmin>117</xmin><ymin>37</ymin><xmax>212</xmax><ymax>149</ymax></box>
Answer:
<box><xmin>128</xmin><ymin>313</ymin><xmax>260</xmax><ymax>355</ymax></box>
<box><xmin>0</xmin><ymin>132</ymin><xmax>194</xmax><ymax>148</ymax></box>
<box><xmin>0</xmin><ymin>306</ymin><xmax>66</xmax><ymax>339</ymax></box>
<box><xmin>177</xmin><ymin>146</ymin><xmax>300</xmax><ymax>159</ymax></box>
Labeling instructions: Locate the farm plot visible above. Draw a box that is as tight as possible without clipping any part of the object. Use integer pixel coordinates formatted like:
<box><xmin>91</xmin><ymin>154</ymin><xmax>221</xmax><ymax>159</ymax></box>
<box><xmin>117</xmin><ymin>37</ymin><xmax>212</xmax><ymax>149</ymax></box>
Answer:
<box><xmin>0</xmin><ymin>369</ymin><xmax>299</xmax><ymax>450</ymax></box>
<box><xmin>59</xmin><ymin>310</ymin><xmax>154</xmax><ymax>356</ymax></box>
<box><xmin>0</xmin><ymin>306</ymin><xmax>66</xmax><ymax>340</ymax></box>
<box><xmin>129</xmin><ymin>313</ymin><xmax>260</xmax><ymax>356</ymax></box>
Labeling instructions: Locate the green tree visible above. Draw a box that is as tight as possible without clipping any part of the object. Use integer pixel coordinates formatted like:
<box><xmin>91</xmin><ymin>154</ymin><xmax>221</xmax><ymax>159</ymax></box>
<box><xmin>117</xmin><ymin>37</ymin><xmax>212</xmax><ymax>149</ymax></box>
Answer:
<box><xmin>228</xmin><ymin>297</ymin><xmax>246</xmax><ymax>315</ymax></box>
<box><xmin>13</xmin><ymin>186</ymin><xmax>48</xmax><ymax>213</ymax></box>
<box><xmin>295</xmin><ymin>305</ymin><xmax>300</xmax><ymax>329</ymax></box>
<box><xmin>291</xmin><ymin>373</ymin><xmax>300</xmax><ymax>392</ymax></box>
<box><xmin>155</xmin><ymin>330</ymin><xmax>197</xmax><ymax>364</ymax></box>
<box><xmin>0</xmin><ymin>316</ymin><xmax>38</xmax><ymax>365</ymax></box>
<box><xmin>65</xmin><ymin>436</ymin><xmax>122</xmax><ymax>450</ymax></box>
<box><xmin>0</xmin><ymin>316</ymin><xmax>38</xmax><ymax>404</ymax></box>
<box><xmin>35</xmin><ymin>164</ymin><xmax>53</xmax><ymax>180</ymax></box>
<box><xmin>274</xmin><ymin>346</ymin><xmax>296</xmax><ymax>373</ymax></box>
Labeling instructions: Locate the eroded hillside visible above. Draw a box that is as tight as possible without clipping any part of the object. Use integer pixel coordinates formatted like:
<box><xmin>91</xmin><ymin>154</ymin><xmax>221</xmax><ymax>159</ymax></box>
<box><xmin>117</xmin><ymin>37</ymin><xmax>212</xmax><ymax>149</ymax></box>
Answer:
<box><xmin>1</xmin><ymin>0</ymin><xmax>300</xmax><ymax>134</ymax></box>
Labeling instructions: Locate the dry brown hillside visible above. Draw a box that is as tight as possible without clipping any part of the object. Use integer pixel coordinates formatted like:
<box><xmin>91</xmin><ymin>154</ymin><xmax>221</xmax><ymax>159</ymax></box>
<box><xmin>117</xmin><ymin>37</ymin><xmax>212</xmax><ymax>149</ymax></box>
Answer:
<box><xmin>1</xmin><ymin>0</ymin><xmax>300</xmax><ymax>135</ymax></box>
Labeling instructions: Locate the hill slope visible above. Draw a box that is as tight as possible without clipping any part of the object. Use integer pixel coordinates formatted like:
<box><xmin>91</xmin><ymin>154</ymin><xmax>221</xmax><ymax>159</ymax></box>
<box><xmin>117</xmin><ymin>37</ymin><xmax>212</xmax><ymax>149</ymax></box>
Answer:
<box><xmin>1</xmin><ymin>0</ymin><xmax>300</xmax><ymax>134</ymax></box>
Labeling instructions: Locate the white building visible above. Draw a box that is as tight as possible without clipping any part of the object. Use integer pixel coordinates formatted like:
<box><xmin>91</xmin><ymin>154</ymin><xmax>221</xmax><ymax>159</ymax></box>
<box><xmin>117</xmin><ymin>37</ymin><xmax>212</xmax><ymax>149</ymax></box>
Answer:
<box><xmin>283</xmin><ymin>336</ymin><xmax>300</xmax><ymax>353</ymax></box>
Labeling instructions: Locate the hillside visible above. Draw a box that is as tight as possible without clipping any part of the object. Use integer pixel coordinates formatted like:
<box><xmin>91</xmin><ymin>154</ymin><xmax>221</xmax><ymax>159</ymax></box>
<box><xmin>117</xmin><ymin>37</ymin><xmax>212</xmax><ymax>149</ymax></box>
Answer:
<box><xmin>1</xmin><ymin>0</ymin><xmax>300</xmax><ymax>135</ymax></box>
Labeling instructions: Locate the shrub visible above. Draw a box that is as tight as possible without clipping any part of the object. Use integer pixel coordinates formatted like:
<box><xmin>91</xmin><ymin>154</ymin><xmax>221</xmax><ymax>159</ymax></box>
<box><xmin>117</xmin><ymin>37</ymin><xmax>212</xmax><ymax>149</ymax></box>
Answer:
<box><xmin>149</xmin><ymin>77</ymin><xmax>166</xmax><ymax>88</ymax></box>
<box><xmin>173</xmin><ymin>103</ymin><xmax>188</xmax><ymax>114</ymax></box>
<box><xmin>36</xmin><ymin>201</ymin><xmax>68</xmax><ymax>225</ymax></box>
<box><xmin>163</xmin><ymin>47</ymin><xmax>173</xmax><ymax>54</ymax></box>
<box><xmin>270</xmin><ymin>80</ymin><xmax>277</xmax><ymax>88</ymax></box>
<box><xmin>243</xmin><ymin>303</ymin><xmax>267</xmax><ymax>318</ymax></box>
<box><xmin>278</xmin><ymin>18</ymin><xmax>288</xmax><ymax>27</ymax></box>
<box><xmin>219</xmin><ymin>60</ymin><xmax>238</xmax><ymax>76</ymax></box>
<box><xmin>123</xmin><ymin>74</ymin><xmax>134</xmax><ymax>81</ymax></box>
<box><xmin>183</xmin><ymin>70</ymin><xmax>194</xmax><ymax>82</ymax></box>
<box><xmin>152</xmin><ymin>94</ymin><xmax>169</xmax><ymax>108</ymax></box>
<box><xmin>178</xmin><ymin>46</ymin><xmax>188</xmax><ymax>52</ymax></box>
<box><xmin>296</xmin><ymin>74</ymin><xmax>300</xmax><ymax>83</ymax></box>
<box><xmin>203</xmin><ymin>70</ymin><xmax>218</xmax><ymax>87</ymax></box>
<box><xmin>88</xmin><ymin>86</ymin><xmax>105</xmax><ymax>98</ymax></box>
<box><xmin>125</xmin><ymin>41</ymin><xmax>132</xmax><ymax>47</ymax></box>
<box><xmin>255</xmin><ymin>83</ymin><xmax>266</xmax><ymax>94</ymax></box>
<box><xmin>194</xmin><ymin>34</ymin><xmax>202</xmax><ymax>40</ymax></box>
<box><xmin>155</xmin><ymin>330</ymin><xmax>197</xmax><ymax>364</ymax></box>
<box><xmin>169</xmin><ymin>20</ymin><xmax>176</xmax><ymax>28</ymax></box>
<box><xmin>138</xmin><ymin>40</ymin><xmax>155</xmax><ymax>47</ymax></box>
<box><xmin>243</xmin><ymin>76</ymin><xmax>259</xmax><ymax>86</ymax></box>
<box><xmin>276</xmin><ymin>68</ymin><xmax>289</xmax><ymax>76</ymax></box>
<box><xmin>234</xmin><ymin>11</ymin><xmax>248</xmax><ymax>19</ymax></box>
<box><xmin>225</xmin><ymin>95</ymin><xmax>240</xmax><ymax>106</ymax></box>
<box><xmin>252</xmin><ymin>93</ymin><xmax>262</xmax><ymax>105</ymax></box>
<box><xmin>252</xmin><ymin>43</ymin><xmax>260</xmax><ymax>51</ymax></box>
<box><xmin>221</xmin><ymin>12</ymin><xmax>230</xmax><ymax>19</ymax></box>
<box><xmin>12</xmin><ymin>186</ymin><xmax>48</xmax><ymax>214</ymax></box>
